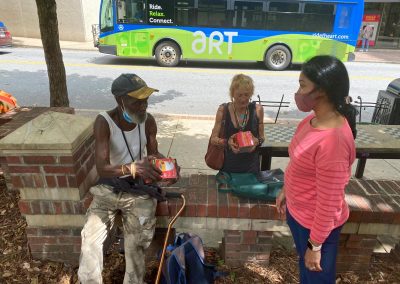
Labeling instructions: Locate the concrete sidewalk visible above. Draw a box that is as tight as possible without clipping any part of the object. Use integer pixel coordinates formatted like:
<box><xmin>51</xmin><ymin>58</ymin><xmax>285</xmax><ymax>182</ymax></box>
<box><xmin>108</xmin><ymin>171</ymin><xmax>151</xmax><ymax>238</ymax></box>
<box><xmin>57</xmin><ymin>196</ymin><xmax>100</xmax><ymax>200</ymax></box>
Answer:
<box><xmin>11</xmin><ymin>36</ymin><xmax>400</xmax><ymax>64</ymax></box>
<box><xmin>75</xmin><ymin>110</ymin><xmax>400</xmax><ymax>181</ymax></box>
<box><xmin>12</xmin><ymin>37</ymin><xmax>97</xmax><ymax>51</ymax></box>
<box><xmin>353</xmin><ymin>48</ymin><xmax>400</xmax><ymax>64</ymax></box>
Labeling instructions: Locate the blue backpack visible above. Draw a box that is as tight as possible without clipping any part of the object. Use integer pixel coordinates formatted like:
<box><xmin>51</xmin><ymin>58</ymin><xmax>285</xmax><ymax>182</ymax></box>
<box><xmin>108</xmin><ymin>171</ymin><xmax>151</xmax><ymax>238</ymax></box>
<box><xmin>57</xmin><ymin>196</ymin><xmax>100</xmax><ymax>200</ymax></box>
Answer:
<box><xmin>160</xmin><ymin>233</ymin><xmax>223</xmax><ymax>284</ymax></box>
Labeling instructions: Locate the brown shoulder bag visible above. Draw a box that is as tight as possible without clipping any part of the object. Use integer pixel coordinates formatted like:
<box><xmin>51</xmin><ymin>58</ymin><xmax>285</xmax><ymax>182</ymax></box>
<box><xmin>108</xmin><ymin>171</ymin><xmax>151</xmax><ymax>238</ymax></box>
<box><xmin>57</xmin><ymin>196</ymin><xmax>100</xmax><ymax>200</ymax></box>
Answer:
<box><xmin>205</xmin><ymin>104</ymin><xmax>227</xmax><ymax>170</ymax></box>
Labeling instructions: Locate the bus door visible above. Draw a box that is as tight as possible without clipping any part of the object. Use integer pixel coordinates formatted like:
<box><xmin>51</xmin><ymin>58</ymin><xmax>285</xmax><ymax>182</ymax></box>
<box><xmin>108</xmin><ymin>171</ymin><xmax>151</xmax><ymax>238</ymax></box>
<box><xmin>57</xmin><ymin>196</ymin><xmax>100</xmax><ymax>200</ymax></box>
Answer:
<box><xmin>333</xmin><ymin>3</ymin><xmax>356</xmax><ymax>60</ymax></box>
<box><xmin>231</xmin><ymin>0</ymin><xmax>264</xmax><ymax>60</ymax></box>
<box><xmin>116</xmin><ymin>0</ymin><xmax>150</xmax><ymax>57</ymax></box>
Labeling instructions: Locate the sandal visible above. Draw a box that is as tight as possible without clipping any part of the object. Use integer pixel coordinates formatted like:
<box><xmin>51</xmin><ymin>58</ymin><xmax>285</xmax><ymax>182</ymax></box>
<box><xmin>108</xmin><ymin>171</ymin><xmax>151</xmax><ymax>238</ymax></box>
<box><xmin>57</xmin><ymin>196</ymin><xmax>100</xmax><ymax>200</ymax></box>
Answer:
<box><xmin>216</xmin><ymin>171</ymin><xmax>232</xmax><ymax>193</ymax></box>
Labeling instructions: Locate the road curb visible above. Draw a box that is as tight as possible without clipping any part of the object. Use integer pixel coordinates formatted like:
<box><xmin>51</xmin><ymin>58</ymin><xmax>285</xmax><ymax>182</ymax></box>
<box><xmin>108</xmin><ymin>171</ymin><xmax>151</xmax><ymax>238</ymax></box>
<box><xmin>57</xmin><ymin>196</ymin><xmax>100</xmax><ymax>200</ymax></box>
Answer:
<box><xmin>75</xmin><ymin>108</ymin><xmax>302</xmax><ymax>123</ymax></box>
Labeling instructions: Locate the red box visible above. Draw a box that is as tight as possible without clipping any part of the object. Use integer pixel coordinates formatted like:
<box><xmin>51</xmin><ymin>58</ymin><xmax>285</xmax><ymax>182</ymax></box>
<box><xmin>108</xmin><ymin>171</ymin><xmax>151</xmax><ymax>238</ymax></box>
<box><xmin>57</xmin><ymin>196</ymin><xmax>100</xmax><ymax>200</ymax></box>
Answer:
<box><xmin>234</xmin><ymin>131</ymin><xmax>254</xmax><ymax>153</ymax></box>
<box><xmin>153</xmin><ymin>158</ymin><xmax>178</xmax><ymax>179</ymax></box>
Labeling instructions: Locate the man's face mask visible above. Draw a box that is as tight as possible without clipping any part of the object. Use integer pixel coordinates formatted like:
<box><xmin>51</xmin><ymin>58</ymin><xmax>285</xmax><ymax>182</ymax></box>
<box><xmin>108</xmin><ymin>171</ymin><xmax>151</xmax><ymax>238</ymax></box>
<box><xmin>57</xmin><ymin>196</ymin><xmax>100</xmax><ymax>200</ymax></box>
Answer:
<box><xmin>121</xmin><ymin>100</ymin><xmax>147</xmax><ymax>124</ymax></box>
<box><xmin>294</xmin><ymin>88</ymin><xmax>319</xmax><ymax>112</ymax></box>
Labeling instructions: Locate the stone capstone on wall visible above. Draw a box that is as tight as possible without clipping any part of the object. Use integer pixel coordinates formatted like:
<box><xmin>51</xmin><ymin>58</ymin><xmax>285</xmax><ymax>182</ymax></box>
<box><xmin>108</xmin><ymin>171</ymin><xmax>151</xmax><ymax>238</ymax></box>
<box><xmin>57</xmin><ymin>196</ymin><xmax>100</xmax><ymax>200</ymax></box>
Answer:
<box><xmin>0</xmin><ymin>111</ymin><xmax>97</xmax><ymax>264</ymax></box>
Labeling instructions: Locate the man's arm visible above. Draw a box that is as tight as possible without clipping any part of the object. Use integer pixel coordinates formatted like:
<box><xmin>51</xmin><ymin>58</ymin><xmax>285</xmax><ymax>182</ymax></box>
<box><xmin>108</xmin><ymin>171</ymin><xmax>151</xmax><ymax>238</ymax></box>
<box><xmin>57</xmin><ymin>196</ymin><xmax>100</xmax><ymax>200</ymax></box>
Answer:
<box><xmin>94</xmin><ymin>115</ymin><xmax>122</xmax><ymax>178</ymax></box>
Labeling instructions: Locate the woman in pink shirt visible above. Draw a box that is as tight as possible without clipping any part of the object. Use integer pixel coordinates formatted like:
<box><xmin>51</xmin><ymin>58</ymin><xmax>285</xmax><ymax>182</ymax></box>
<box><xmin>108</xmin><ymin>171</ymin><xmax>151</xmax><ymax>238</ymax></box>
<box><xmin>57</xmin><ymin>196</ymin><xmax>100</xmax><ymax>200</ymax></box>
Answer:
<box><xmin>276</xmin><ymin>55</ymin><xmax>357</xmax><ymax>283</ymax></box>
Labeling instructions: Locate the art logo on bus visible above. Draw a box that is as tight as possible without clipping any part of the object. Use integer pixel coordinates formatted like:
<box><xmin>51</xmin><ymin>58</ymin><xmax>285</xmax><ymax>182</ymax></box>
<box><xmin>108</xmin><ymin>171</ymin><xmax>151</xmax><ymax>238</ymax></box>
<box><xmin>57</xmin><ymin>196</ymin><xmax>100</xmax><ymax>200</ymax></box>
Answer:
<box><xmin>192</xmin><ymin>31</ymin><xmax>238</xmax><ymax>55</ymax></box>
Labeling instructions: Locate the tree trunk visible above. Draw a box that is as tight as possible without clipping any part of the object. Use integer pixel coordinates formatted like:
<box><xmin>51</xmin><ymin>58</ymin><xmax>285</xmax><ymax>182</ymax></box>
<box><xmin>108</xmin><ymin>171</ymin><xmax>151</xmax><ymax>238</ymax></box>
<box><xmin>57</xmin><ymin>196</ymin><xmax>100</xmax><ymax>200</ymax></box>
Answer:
<box><xmin>35</xmin><ymin>0</ymin><xmax>69</xmax><ymax>107</ymax></box>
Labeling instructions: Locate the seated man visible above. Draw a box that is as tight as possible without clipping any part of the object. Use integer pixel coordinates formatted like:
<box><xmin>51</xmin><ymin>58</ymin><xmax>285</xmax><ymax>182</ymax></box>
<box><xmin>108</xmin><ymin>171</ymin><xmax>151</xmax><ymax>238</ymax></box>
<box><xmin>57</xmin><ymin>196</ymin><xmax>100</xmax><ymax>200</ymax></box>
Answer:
<box><xmin>78</xmin><ymin>73</ymin><xmax>177</xmax><ymax>284</ymax></box>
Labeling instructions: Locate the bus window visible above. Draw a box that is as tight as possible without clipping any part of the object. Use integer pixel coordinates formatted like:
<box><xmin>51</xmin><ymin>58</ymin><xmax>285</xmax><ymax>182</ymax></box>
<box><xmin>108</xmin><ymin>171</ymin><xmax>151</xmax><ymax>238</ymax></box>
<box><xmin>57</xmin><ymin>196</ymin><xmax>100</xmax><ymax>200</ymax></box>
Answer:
<box><xmin>302</xmin><ymin>3</ymin><xmax>335</xmax><ymax>32</ymax></box>
<box><xmin>269</xmin><ymin>1</ymin><xmax>299</xmax><ymax>13</ymax></box>
<box><xmin>175</xmin><ymin>0</ymin><xmax>196</xmax><ymax>26</ymax></box>
<box><xmin>100</xmin><ymin>0</ymin><xmax>114</xmax><ymax>32</ymax></box>
<box><xmin>117</xmin><ymin>0</ymin><xmax>145</xmax><ymax>24</ymax></box>
<box><xmin>337</xmin><ymin>5</ymin><xmax>353</xmax><ymax>29</ymax></box>
<box><xmin>198</xmin><ymin>0</ymin><xmax>228</xmax><ymax>27</ymax></box>
<box><xmin>267</xmin><ymin>1</ymin><xmax>300</xmax><ymax>31</ymax></box>
<box><xmin>233</xmin><ymin>1</ymin><xmax>264</xmax><ymax>29</ymax></box>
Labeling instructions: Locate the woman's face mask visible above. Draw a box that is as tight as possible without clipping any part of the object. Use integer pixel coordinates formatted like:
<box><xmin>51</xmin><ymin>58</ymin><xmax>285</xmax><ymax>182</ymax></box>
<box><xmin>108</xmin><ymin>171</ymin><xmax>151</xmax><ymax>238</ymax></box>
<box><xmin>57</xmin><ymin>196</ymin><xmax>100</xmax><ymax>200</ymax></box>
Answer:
<box><xmin>294</xmin><ymin>89</ymin><xmax>318</xmax><ymax>112</ymax></box>
<box><xmin>295</xmin><ymin>73</ymin><xmax>320</xmax><ymax>112</ymax></box>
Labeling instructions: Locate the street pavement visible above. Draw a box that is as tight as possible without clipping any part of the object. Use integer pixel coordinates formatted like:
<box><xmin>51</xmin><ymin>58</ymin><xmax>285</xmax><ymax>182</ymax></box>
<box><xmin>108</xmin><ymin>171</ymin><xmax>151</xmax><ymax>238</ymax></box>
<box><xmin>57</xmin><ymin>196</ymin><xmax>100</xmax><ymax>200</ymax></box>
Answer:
<box><xmin>11</xmin><ymin>37</ymin><xmax>400</xmax><ymax>180</ymax></box>
<box><xmin>13</xmin><ymin>36</ymin><xmax>400</xmax><ymax>64</ymax></box>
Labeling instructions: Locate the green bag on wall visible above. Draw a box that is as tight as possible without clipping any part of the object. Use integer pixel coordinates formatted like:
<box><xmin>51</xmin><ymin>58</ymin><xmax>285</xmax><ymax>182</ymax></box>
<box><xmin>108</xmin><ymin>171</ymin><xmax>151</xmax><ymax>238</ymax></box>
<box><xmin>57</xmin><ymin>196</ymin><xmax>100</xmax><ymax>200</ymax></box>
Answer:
<box><xmin>216</xmin><ymin>169</ymin><xmax>284</xmax><ymax>201</ymax></box>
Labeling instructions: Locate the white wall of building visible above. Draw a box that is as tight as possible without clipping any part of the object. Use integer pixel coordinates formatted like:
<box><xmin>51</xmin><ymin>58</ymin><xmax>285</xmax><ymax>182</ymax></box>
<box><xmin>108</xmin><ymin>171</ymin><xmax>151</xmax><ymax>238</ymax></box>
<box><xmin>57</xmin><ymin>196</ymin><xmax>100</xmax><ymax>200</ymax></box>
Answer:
<box><xmin>0</xmin><ymin>0</ymin><xmax>100</xmax><ymax>41</ymax></box>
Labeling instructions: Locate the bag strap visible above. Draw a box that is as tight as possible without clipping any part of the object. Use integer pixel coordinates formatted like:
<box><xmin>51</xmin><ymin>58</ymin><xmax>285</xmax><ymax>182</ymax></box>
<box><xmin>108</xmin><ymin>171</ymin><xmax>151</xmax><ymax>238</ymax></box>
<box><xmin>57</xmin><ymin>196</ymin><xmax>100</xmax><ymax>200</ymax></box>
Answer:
<box><xmin>219</xmin><ymin>103</ymin><xmax>228</xmax><ymax>139</ymax></box>
<box><xmin>250</xmin><ymin>101</ymin><xmax>259</xmax><ymax>136</ymax></box>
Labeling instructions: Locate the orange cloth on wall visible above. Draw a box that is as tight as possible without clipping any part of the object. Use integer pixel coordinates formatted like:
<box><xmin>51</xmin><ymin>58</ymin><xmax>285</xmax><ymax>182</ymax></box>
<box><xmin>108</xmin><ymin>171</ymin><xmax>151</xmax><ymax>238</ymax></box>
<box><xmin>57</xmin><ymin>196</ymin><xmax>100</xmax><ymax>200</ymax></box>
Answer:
<box><xmin>0</xmin><ymin>90</ymin><xmax>18</xmax><ymax>114</ymax></box>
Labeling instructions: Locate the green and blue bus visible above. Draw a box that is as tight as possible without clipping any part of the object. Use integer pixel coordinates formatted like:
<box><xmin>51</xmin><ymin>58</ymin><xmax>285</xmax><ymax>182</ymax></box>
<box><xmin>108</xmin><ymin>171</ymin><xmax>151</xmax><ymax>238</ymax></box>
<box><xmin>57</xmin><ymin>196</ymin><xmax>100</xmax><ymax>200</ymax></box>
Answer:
<box><xmin>97</xmin><ymin>0</ymin><xmax>364</xmax><ymax>70</ymax></box>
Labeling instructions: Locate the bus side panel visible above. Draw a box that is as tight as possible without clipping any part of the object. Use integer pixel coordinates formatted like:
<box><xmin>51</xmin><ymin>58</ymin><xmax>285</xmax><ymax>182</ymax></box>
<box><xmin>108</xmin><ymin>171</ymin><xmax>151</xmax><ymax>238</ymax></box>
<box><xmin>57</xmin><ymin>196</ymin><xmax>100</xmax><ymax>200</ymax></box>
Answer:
<box><xmin>118</xmin><ymin>31</ymin><xmax>151</xmax><ymax>57</ymax></box>
<box><xmin>150</xmin><ymin>28</ymin><xmax>189</xmax><ymax>57</ymax></box>
<box><xmin>265</xmin><ymin>35</ymin><xmax>353</xmax><ymax>64</ymax></box>
<box><xmin>99</xmin><ymin>32</ymin><xmax>152</xmax><ymax>57</ymax></box>
<box><xmin>229</xmin><ymin>37</ymin><xmax>263</xmax><ymax>61</ymax></box>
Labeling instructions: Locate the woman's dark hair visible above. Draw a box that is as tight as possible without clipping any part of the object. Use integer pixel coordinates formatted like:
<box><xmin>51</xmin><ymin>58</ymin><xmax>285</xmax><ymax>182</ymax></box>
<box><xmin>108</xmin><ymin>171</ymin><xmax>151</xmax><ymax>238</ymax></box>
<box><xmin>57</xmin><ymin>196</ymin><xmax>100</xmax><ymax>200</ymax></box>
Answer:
<box><xmin>302</xmin><ymin>55</ymin><xmax>357</xmax><ymax>139</ymax></box>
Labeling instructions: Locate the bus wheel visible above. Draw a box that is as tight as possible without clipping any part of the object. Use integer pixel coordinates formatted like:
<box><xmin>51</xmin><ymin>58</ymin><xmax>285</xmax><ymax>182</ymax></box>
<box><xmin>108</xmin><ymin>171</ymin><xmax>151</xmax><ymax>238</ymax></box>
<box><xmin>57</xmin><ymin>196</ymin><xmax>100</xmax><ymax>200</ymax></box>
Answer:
<box><xmin>155</xmin><ymin>41</ymin><xmax>181</xmax><ymax>67</ymax></box>
<box><xmin>264</xmin><ymin>45</ymin><xmax>291</xmax><ymax>71</ymax></box>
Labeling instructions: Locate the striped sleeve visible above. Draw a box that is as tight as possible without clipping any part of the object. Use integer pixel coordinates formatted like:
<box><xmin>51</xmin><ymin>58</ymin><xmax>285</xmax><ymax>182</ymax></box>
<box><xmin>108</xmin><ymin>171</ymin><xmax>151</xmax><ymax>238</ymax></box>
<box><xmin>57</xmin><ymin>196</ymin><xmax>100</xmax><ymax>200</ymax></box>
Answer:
<box><xmin>310</xmin><ymin>161</ymin><xmax>350</xmax><ymax>243</ymax></box>
<box><xmin>309</xmin><ymin>131</ymin><xmax>352</xmax><ymax>244</ymax></box>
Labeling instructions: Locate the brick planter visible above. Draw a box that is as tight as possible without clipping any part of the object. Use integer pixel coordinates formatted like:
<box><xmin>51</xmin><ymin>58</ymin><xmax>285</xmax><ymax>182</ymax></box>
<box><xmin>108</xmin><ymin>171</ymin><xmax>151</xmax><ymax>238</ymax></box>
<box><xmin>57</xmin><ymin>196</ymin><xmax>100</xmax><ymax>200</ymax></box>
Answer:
<box><xmin>337</xmin><ymin>234</ymin><xmax>378</xmax><ymax>272</ymax></box>
<box><xmin>0</xmin><ymin>111</ymin><xmax>96</xmax><ymax>264</ymax></box>
<box><xmin>221</xmin><ymin>230</ymin><xmax>273</xmax><ymax>266</ymax></box>
<box><xmin>0</xmin><ymin>107</ymin><xmax>74</xmax><ymax>190</ymax></box>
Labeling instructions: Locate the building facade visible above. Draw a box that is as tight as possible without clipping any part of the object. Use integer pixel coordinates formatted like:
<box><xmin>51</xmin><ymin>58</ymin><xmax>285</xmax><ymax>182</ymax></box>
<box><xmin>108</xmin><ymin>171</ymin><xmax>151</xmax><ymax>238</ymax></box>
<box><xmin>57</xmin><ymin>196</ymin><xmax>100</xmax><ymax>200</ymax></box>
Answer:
<box><xmin>0</xmin><ymin>0</ymin><xmax>100</xmax><ymax>42</ymax></box>
<box><xmin>363</xmin><ymin>0</ymin><xmax>400</xmax><ymax>49</ymax></box>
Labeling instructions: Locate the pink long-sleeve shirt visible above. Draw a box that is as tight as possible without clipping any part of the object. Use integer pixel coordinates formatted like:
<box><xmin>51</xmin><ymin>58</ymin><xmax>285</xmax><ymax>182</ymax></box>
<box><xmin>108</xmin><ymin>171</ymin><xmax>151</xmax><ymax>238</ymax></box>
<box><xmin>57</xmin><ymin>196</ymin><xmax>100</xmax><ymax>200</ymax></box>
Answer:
<box><xmin>285</xmin><ymin>114</ymin><xmax>356</xmax><ymax>244</ymax></box>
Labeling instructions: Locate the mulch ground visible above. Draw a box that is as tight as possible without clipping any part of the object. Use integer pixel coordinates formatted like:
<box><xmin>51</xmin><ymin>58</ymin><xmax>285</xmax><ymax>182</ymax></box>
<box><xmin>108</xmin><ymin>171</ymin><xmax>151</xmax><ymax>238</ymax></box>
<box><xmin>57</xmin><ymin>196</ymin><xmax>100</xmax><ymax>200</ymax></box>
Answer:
<box><xmin>1</xmin><ymin>174</ymin><xmax>399</xmax><ymax>283</ymax></box>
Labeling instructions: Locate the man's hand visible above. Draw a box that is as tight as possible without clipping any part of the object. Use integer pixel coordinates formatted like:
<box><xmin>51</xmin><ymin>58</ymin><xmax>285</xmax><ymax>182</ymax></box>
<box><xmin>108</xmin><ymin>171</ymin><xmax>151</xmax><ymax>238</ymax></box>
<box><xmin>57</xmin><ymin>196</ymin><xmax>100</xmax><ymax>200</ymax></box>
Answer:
<box><xmin>134</xmin><ymin>158</ymin><xmax>162</xmax><ymax>181</ymax></box>
<box><xmin>305</xmin><ymin>249</ymin><xmax>322</xmax><ymax>272</ymax></box>
<box><xmin>158</xmin><ymin>160</ymin><xmax>181</xmax><ymax>187</ymax></box>
<box><xmin>275</xmin><ymin>187</ymin><xmax>286</xmax><ymax>220</ymax></box>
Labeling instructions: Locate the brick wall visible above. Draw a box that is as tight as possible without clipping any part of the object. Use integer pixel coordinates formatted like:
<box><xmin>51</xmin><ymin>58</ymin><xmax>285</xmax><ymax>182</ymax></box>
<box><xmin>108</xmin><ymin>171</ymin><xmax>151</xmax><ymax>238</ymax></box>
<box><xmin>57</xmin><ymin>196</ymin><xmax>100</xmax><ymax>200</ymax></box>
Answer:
<box><xmin>0</xmin><ymin>107</ymin><xmax>74</xmax><ymax>191</ymax></box>
<box><xmin>221</xmin><ymin>230</ymin><xmax>273</xmax><ymax>266</ymax></box>
<box><xmin>0</xmin><ymin>111</ymin><xmax>96</xmax><ymax>265</ymax></box>
<box><xmin>337</xmin><ymin>234</ymin><xmax>378</xmax><ymax>272</ymax></box>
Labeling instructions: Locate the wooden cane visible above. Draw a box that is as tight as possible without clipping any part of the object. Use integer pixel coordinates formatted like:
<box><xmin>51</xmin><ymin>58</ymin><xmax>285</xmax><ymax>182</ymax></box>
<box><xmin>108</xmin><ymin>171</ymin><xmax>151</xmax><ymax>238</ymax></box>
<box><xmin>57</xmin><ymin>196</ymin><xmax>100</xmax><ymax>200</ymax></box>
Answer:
<box><xmin>155</xmin><ymin>194</ymin><xmax>186</xmax><ymax>284</ymax></box>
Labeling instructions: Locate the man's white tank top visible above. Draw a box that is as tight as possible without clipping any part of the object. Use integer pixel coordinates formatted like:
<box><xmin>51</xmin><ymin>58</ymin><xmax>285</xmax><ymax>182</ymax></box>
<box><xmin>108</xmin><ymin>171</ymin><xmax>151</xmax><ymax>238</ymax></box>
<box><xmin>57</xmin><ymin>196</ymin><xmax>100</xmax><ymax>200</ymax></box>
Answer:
<box><xmin>99</xmin><ymin>112</ymin><xmax>147</xmax><ymax>166</ymax></box>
